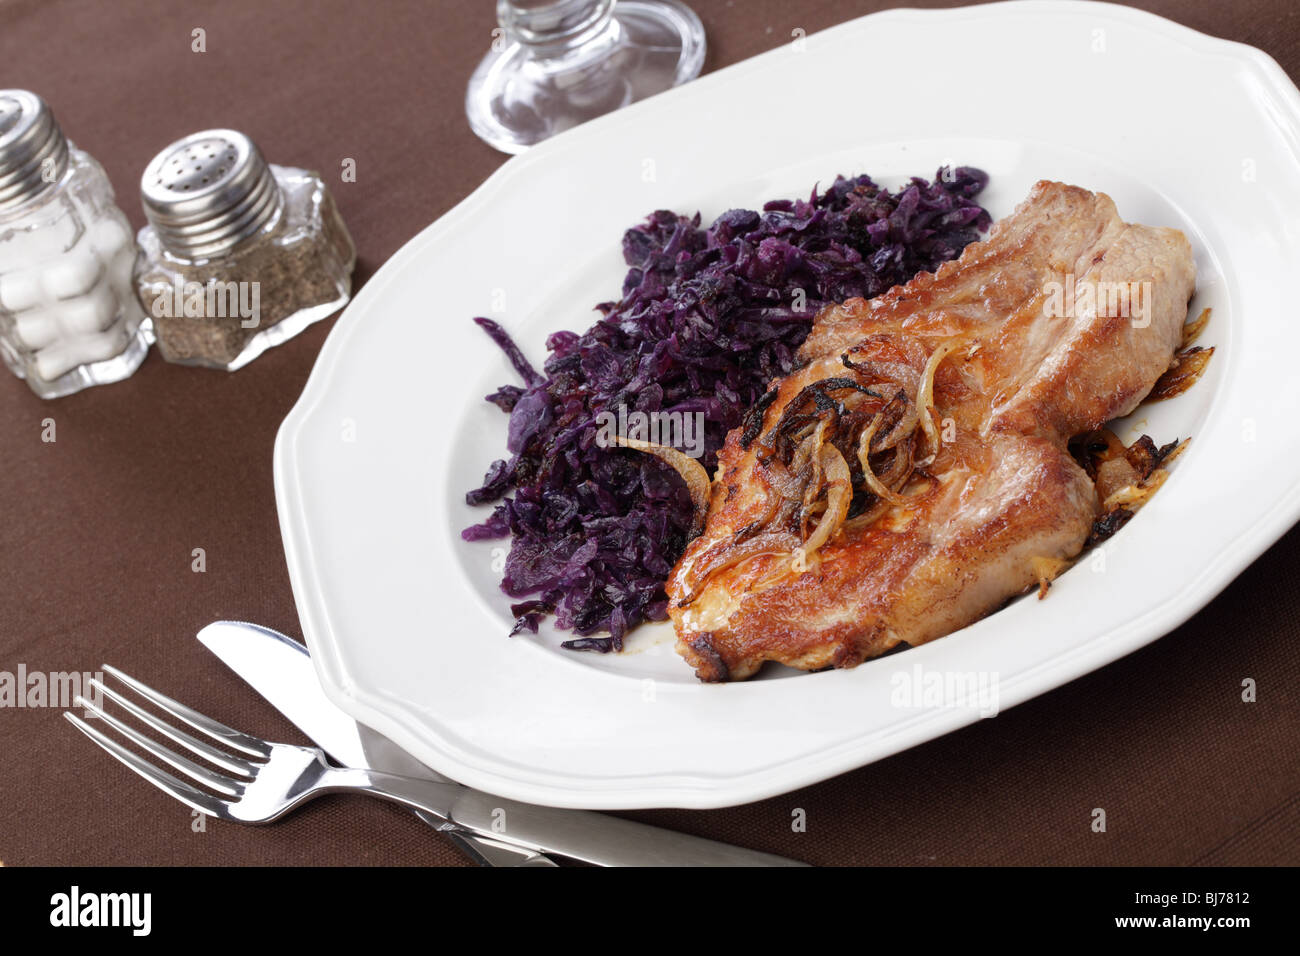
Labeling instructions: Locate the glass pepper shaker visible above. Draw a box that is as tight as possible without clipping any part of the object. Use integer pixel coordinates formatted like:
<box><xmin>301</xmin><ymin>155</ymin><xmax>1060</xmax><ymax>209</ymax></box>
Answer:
<box><xmin>134</xmin><ymin>129</ymin><xmax>356</xmax><ymax>370</ymax></box>
<box><xmin>0</xmin><ymin>90</ymin><xmax>149</xmax><ymax>399</ymax></box>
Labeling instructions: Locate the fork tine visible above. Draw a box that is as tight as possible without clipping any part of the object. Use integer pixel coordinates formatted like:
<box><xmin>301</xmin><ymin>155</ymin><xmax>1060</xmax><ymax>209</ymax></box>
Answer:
<box><xmin>88</xmin><ymin>678</ymin><xmax>258</xmax><ymax>778</ymax></box>
<box><xmin>65</xmin><ymin>712</ymin><xmax>231</xmax><ymax>819</ymax></box>
<box><xmin>100</xmin><ymin>663</ymin><xmax>272</xmax><ymax>759</ymax></box>
<box><xmin>75</xmin><ymin>695</ymin><xmax>244</xmax><ymax>797</ymax></box>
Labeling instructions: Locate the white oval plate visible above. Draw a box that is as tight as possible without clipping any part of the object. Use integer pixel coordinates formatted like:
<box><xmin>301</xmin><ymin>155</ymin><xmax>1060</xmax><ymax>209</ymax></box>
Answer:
<box><xmin>275</xmin><ymin>1</ymin><xmax>1300</xmax><ymax>808</ymax></box>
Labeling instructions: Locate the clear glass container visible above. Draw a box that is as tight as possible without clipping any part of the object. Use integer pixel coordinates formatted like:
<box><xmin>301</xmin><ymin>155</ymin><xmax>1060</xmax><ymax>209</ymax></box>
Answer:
<box><xmin>0</xmin><ymin>92</ymin><xmax>149</xmax><ymax>399</ymax></box>
<box><xmin>134</xmin><ymin>130</ymin><xmax>356</xmax><ymax>371</ymax></box>
<box><xmin>467</xmin><ymin>0</ymin><xmax>706</xmax><ymax>153</ymax></box>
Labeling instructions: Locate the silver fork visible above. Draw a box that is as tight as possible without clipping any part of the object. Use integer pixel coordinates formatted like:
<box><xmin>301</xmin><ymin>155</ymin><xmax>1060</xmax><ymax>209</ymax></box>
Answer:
<box><xmin>66</xmin><ymin>664</ymin><xmax>808</xmax><ymax>866</ymax></box>
<box><xmin>66</xmin><ymin>663</ymin><xmax>454</xmax><ymax>825</ymax></box>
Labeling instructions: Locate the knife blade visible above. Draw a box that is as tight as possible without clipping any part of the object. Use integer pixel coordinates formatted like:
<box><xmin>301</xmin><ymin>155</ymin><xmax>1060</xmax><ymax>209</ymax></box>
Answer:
<box><xmin>198</xmin><ymin>620</ymin><xmax>808</xmax><ymax>866</ymax></box>
<box><xmin>197</xmin><ymin>620</ymin><xmax>557</xmax><ymax>866</ymax></box>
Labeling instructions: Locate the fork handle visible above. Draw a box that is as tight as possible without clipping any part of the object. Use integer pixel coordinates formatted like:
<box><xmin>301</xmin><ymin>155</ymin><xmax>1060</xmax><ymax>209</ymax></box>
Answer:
<box><xmin>328</xmin><ymin>767</ymin><xmax>807</xmax><ymax>867</ymax></box>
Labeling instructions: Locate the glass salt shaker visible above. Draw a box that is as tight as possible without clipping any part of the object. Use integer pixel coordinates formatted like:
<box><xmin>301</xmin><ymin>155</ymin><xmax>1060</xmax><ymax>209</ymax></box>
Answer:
<box><xmin>0</xmin><ymin>91</ymin><xmax>149</xmax><ymax>399</ymax></box>
<box><xmin>134</xmin><ymin>129</ymin><xmax>355</xmax><ymax>370</ymax></box>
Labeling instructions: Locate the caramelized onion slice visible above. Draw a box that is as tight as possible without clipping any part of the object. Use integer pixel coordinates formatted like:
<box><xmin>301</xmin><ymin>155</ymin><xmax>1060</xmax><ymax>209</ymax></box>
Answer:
<box><xmin>874</xmin><ymin>392</ymin><xmax>919</xmax><ymax>452</ymax></box>
<box><xmin>1160</xmin><ymin>437</ymin><xmax>1190</xmax><ymax>467</ymax></box>
<box><xmin>615</xmin><ymin>435</ymin><xmax>711</xmax><ymax>534</ymax></box>
<box><xmin>1149</xmin><ymin>346</ymin><xmax>1214</xmax><ymax>402</ymax></box>
<box><xmin>676</xmin><ymin>530</ymin><xmax>800</xmax><ymax>606</ymax></box>
<box><xmin>1181</xmin><ymin>307</ymin><xmax>1211</xmax><ymax>349</ymax></box>
<box><xmin>798</xmin><ymin>422</ymin><xmax>831</xmax><ymax>533</ymax></box>
<box><xmin>1098</xmin><ymin>438</ymin><xmax>1187</xmax><ymax>513</ymax></box>
<box><xmin>1102</xmin><ymin>466</ymin><xmax>1170</xmax><ymax>512</ymax></box>
<box><xmin>857</xmin><ymin>416</ymin><xmax>908</xmax><ymax>506</ymax></box>
<box><xmin>917</xmin><ymin>338</ymin><xmax>963</xmax><ymax>464</ymax></box>
<box><xmin>877</xmin><ymin>440</ymin><xmax>915</xmax><ymax>491</ymax></box>
<box><xmin>800</xmin><ymin>444</ymin><xmax>852</xmax><ymax>558</ymax></box>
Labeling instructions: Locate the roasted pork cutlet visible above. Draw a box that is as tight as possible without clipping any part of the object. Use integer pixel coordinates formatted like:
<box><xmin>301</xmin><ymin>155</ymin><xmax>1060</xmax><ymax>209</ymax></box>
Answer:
<box><xmin>666</xmin><ymin>181</ymin><xmax>1196</xmax><ymax>681</ymax></box>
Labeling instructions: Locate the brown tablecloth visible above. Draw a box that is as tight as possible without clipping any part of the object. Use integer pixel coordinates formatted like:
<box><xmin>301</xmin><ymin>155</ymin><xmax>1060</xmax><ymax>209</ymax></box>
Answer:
<box><xmin>1</xmin><ymin>0</ymin><xmax>1296</xmax><ymax>867</ymax></box>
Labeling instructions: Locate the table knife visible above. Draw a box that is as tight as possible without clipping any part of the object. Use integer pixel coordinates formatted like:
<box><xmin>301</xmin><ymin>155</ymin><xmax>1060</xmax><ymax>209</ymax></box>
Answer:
<box><xmin>197</xmin><ymin>620</ymin><xmax>808</xmax><ymax>866</ymax></box>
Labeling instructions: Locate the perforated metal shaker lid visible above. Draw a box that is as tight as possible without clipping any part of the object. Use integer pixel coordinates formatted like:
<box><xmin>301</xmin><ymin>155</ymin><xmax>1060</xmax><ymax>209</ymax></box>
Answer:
<box><xmin>140</xmin><ymin>129</ymin><xmax>283</xmax><ymax>259</ymax></box>
<box><xmin>0</xmin><ymin>90</ymin><xmax>70</xmax><ymax>213</ymax></box>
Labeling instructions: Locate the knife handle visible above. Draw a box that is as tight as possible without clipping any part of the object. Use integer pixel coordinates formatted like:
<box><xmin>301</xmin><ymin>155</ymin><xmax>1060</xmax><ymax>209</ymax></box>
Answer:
<box><xmin>448</xmin><ymin>793</ymin><xmax>807</xmax><ymax>867</ymax></box>
<box><xmin>329</xmin><ymin>767</ymin><xmax>807</xmax><ymax>867</ymax></box>
<box><xmin>416</xmin><ymin>810</ymin><xmax>559</xmax><ymax>867</ymax></box>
